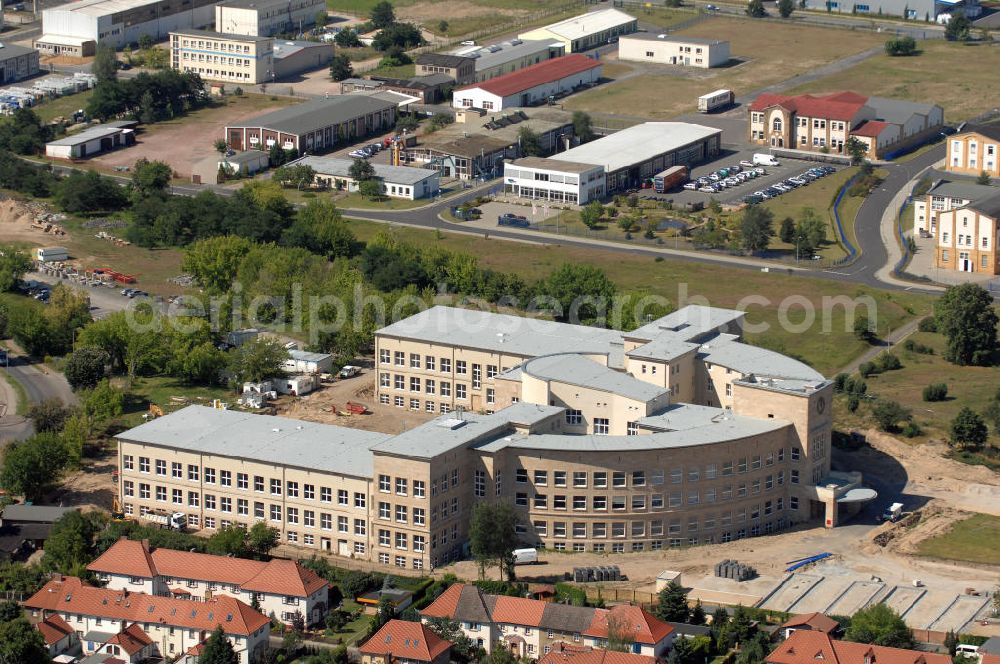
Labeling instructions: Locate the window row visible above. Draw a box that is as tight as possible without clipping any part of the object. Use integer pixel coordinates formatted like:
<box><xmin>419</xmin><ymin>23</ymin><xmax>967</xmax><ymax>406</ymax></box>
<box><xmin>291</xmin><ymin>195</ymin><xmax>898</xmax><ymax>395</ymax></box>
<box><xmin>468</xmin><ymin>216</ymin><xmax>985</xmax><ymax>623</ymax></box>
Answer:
<box><xmin>512</xmin><ymin>456</ymin><xmax>797</xmax><ymax>488</ymax></box>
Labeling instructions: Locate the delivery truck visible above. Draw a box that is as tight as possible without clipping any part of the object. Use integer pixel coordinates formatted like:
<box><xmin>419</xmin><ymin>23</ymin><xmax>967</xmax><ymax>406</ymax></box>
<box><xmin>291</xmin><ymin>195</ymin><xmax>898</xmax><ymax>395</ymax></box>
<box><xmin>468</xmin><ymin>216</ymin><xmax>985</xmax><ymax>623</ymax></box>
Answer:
<box><xmin>697</xmin><ymin>88</ymin><xmax>734</xmax><ymax>113</ymax></box>
<box><xmin>140</xmin><ymin>511</ymin><xmax>187</xmax><ymax>530</ymax></box>
<box><xmin>653</xmin><ymin>165</ymin><xmax>688</xmax><ymax>193</ymax></box>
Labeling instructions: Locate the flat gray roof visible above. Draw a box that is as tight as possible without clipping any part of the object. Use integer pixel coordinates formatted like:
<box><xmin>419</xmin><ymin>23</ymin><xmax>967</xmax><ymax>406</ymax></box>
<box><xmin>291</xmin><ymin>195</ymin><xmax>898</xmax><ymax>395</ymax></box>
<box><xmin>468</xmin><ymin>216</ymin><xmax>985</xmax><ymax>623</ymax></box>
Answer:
<box><xmin>620</xmin><ymin>33</ymin><xmax>727</xmax><ymax>46</ymax></box>
<box><xmin>376</xmin><ymin>306</ymin><xmax>625</xmax><ymax>358</ymax></box>
<box><xmin>1</xmin><ymin>504</ymin><xmax>74</xmax><ymax>523</ymax></box>
<box><xmin>867</xmin><ymin>96</ymin><xmax>940</xmax><ymax>124</ymax></box>
<box><xmin>700</xmin><ymin>335</ymin><xmax>825</xmax><ymax>382</ymax></box>
<box><xmin>529</xmin><ymin>8</ymin><xmax>636</xmax><ymax>41</ymax></box>
<box><xmin>47</xmin><ymin>125</ymin><xmax>125</xmax><ymax>147</ymax></box>
<box><xmin>416</xmin><ymin>52</ymin><xmax>474</xmax><ymax>68</ymax></box>
<box><xmin>626</xmin><ymin>336</ymin><xmax>698</xmax><ymax>362</ymax></box>
<box><xmin>288</xmin><ymin>349</ymin><xmax>332</xmax><ymax>363</ymax></box>
<box><xmin>521</xmin><ymin>353</ymin><xmax>669</xmax><ymax>402</ymax></box>
<box><xmin>0</xmin><ymin>44</ymin><xmax>39</xmax><ymax>60</ymax></box>
<box><xmin>118</xmin><ymin>406</ymin><xmax>389</xmax><ymax>479</ymax></box>
<box><xmin>478</xmin><ymin>406</ymin><xmax>787</xmax><ymax>453</ymax></box>
<box><xmin>927</xmin><ymin>178</ymin><xmax>998</xmax><ymax>202</ymax></box>
<box><xmin>510</xmin><ymin>156</ymin><xmax>601</xmax><ymax>173</ymax></box>
<box><xmin>289</xmin><ymin>155</ymin><xmax>438</xmax><ymax>185</ymax></box>
<box><xmin>551</xmin><ymin>122</ymin><xmax>721</xmax><ymax>174</ymax></box>
<box><xmin>227</xmin><ymin>95</ymin><xmax>395</xmax><ymax>136</ymax></box>
<box><xmin>372</xmin><ymin>404</ymin><xmax>563</xmax><ymax>459</ymax></box>
<box><xmin>466</xmin><ymin>39</ymin><xmax>564</xmax><ymax>72</ymax></box>
<box><xmin>273</xmin><ymin>40</ymin><xmax>331</xmax><ymax>60</ymax></box>
<box><xmin>171</xmin><ymin>28</ymin><xmax>271</xmax><ymax>43</ymax></box>
<box><xmin>626</xmin><ymin>304</ymin><xmax>745</xmax><ymax>342</ymax></box>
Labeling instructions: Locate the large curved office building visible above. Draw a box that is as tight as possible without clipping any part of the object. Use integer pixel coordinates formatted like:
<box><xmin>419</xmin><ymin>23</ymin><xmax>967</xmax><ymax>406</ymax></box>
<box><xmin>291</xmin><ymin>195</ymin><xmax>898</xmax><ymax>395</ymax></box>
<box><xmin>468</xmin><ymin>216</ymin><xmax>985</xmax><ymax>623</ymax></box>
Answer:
<box><xmin>117</xmin><ymin>305</ymin><xmax>863</xmax><ymax>572</ymax></box>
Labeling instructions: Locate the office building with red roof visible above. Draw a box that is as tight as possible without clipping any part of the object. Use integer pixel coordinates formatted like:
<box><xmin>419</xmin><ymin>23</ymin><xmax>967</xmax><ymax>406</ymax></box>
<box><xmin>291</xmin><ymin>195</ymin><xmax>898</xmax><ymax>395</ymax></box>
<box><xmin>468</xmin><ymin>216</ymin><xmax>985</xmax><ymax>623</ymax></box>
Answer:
<box><xmin>24</xmin><ymin>575</ymin><xmax>270</xmax><ymax>664</ymax></box>
<box><xmin>361</xmin><ymin>619</ymin><xmax>453</xmax><ymax>664</ymax></box>
<box><xmin>420</xmin><ymin>583</ymin><xmax>674</xmax><ymax>658</ymax></box>
<box><xmin>768</xmin><ymin>630</ymin><xmax>951</xmax><ymax>664</ymax></box>
<box><xmin>87</xmin><ymin>537</ymin><xmax>330</xmax><ymax>627</ymax></box>
<box><xmin>452</xmin><ymin>54</ymin><xmax>601</xmax><ymax>111</ymax></box>
<box><xmin>748</xmin><ymin>91</ymin><xmax>943</xmax><ymax>159</ymax></box>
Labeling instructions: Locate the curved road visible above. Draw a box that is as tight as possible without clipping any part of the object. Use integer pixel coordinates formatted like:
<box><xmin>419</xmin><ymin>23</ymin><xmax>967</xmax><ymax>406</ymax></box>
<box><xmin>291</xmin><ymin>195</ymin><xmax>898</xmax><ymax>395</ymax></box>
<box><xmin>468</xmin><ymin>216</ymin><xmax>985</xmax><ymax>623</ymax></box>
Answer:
<box><xmin>0</xmin><ymin>345</ymin><xmax>77</xmax><ymax>443</ymax></box>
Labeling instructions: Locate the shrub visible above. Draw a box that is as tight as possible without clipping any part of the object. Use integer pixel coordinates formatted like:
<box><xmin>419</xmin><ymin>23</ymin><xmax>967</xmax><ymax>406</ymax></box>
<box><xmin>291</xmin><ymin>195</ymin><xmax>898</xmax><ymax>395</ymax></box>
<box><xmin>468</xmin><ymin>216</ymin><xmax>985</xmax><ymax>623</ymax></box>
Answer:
<box><xmin>902</xmin><ymin>421</ymin><xmax>923</xmax><ymax>438</ymax></box>
<box><xmin>847</xmin><ymin>395</ymin><xmax>860</xmax><ymax>412</ymax></box>
<box><xmin>858</xmin><ymin>362</ymin><xmax>879</xmax><ymax>378</ymax></box>
<box><xmin>903</xmin><ymin>339</ymin><xmax>934</xmax><ymax>354</ymax></box>
<box><xmin>922</xmin><ymin>383</ymin><xmax>948</xmax><ymax>402</ymax></box>
<box><xmin>917</xmin><ymin>317</ymin><xmax>938</xmax><ymax>333</ymax></box>
<box><xmin>877</xmin><ymin>352</ymin><xmax>901</xmax><ymax>371</ymax></box>
<box><xmin>872</xmin><ymin>399</ymin><xmax>911</xmax><ymax>432</ymax></box>
<box><xmin>833</xmin><ymin>373</ymin><xmax>849</xmax><ymax>392</ymax></box>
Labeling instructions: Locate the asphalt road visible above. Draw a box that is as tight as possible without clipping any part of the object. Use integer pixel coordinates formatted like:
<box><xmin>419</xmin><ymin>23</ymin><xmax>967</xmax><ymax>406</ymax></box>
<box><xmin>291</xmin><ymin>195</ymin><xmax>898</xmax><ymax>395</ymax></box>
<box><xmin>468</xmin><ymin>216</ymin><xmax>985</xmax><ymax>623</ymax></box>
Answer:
<box><xmin>0</xmin><ymin>344</ymin><xmax>77</xmax><ymax>443</ymax></box>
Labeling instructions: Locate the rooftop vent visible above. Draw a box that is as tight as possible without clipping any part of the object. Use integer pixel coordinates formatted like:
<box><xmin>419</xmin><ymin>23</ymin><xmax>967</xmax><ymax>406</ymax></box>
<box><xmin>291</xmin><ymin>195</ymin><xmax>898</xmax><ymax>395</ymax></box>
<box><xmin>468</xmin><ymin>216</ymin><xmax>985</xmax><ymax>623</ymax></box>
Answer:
<box><xmin>437</xmin><ymin>418</ymin><xmax>467</xmax><ymax>430</ymax></box>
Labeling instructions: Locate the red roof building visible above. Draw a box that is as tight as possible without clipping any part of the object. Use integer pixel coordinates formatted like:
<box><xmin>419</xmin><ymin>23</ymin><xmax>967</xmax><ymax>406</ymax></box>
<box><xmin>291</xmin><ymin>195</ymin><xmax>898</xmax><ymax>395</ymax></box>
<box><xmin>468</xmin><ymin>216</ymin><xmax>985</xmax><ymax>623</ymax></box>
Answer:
<box><xmin>453</xmin><ymin>54</ymin><xmax>602</xmax><ymax>111</ymax></box>
<box><xmin>779</xmin><ymin>612</ymin><xmax>840</xmax><ymax>637</ymax></box>
<box><xmin>539</xmin><ymin>643</ymin><xmax>657</xmax><ymax>664</ymax></box>
<box><xmin>420</xmin><ymin>584</ymin><xmax>674</xmax><ymax>659</ymax></box>
<box><xmin>36</xmin><ymin>612</ymin><xmax>77</xmax><ymax>657</ymax></box>
<box><xmin>768</xmin><ymin>631</ymin><xmax>952</xmax><ymax>664</ymax></box>
<box><xmin>360</xmin><ymin>619</ymin><xmax>453</xmax><ymax>664</ymax></box>
<box><xmin>25</xmin><ymin>575</ymin><xmax>270</xmax><ymax>664</ymax></box>
<box><xmin>747</xmin><ymin>91</ymin><xmax>942</xmax><ymax>159</ymax></box>
<box><xmin>87</xmin><ymin>538</ymin><xmax>329</xmax><ymax>627</ymax></box>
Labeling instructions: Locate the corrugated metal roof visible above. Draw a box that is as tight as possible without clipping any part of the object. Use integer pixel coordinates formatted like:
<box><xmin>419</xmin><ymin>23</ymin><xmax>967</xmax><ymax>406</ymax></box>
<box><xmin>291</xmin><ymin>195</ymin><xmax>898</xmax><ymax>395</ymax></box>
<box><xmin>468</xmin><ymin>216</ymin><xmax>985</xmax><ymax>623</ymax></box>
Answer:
<box><xmin>457</xmin><ymin>54</ymin><xmax>599</xmax><ymax>98</ymax></box>
<box><xmin>226</xmin><ymin>95</ymin><xmax>395</xmax><ymax>135</ymax></box>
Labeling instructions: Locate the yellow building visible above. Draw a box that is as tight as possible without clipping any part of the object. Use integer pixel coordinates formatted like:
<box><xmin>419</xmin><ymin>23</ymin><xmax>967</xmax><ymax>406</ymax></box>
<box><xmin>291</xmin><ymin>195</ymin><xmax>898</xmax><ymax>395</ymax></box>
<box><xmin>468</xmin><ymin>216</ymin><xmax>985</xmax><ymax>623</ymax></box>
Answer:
<box><xmin>170</xmin><ymin>29</ymin><xmax>272</xmax><ymax>84</ymax></box>
<box><xmin>117</xmin><ymin>305</ymin><xmax>865</xmax><ymax>573</ymax></box>
<box><xmin>945</xmin><ymin>124</ymin><xmax>1000</xmax><ymax>179</ymax></box>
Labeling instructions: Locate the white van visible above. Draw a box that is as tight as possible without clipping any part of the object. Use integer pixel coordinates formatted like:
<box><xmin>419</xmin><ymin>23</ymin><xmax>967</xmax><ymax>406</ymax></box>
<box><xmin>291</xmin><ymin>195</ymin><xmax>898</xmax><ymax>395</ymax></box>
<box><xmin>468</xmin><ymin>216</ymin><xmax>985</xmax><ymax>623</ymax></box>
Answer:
<box><xmin>955</xmin><ymin>645</ymin><xmax>980</xmax><ymax>659</ymax></box>
<box><xmin>753</xmin><ymin>153</ymin><xmax>780</xmax><ymax>167</ymax></box>
<box><xmin>512</xmin><ymin>548</ymin><xmax>538</xmax><ymax>565</ymax></box>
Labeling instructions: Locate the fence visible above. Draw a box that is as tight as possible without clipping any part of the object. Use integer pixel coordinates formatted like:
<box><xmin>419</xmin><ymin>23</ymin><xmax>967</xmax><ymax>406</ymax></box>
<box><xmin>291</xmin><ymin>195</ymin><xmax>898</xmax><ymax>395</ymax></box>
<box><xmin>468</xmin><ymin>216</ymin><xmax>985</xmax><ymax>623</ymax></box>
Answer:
<box><xmin>830</xmin><ymin>172</ymin><xmax>860</xmax><ymax>266</ymax></box>
<box><xmin>891</xmin><ymin>195</ymin><xmax>914</xmax><ymax>275</ymax></box>
<box><xmin>583</xmin><ymin>587</ymin><xmax>659</xmax><ymax>607</ymax></box>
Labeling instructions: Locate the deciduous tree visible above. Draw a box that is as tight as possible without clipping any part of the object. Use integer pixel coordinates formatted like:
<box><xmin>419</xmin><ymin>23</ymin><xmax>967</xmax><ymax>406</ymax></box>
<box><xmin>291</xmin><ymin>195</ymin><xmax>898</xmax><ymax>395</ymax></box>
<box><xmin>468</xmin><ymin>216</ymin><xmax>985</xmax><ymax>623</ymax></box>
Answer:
<box><xmin>935</xmin><ymin>283</ymin><xmax>998</xmax><ymax>366</ymax></box>
<box><xmin>844</xmin><ymin>604</ymin><xmax>913</xmax><ymax>648</ymax></box>
<box><xmin>198</xmin><ymin>625</ymin><xmax>239</xmax><ymax>664</ymax></box>
<box><xmin>740</xmin><ymin>204</ymin><xmax>774</xmax><ymax>254</ymax></box>
<box><xmin>329</xmin><ymin>53</ymin><xmax>354</xmax><ymax>81</ymax></box>
<box><xmin>469</xmin><ymin>503</ymin><xmax>519</xmax><ymax>581</ymax></box>
<box><xmin>950</xmin><ymin>407</ymin><xmax>988</xmax><ymax>450</ymax></box>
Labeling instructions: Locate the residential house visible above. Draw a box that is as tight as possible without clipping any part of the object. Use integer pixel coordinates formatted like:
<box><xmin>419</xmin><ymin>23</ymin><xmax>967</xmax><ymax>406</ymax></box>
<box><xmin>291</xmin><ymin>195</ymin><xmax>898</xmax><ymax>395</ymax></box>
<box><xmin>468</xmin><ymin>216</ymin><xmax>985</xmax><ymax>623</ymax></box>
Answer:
<box><xmin>24</xmin><ymin>575</ymin><xmax>270</xmax><ymax>664</ymax></box>
<box><xmin>779</xmin><ymin>612</ymin><xmax>839</xmax><ymax>639</ymax></box>
<box><xmin>748</xmin><ymin>91</ymin><xmax>943</xmax><ymax>159</ymax></box>
<box><xmin>86</xmin><ymin>537</ymin><xmax>330</xmax><ymax>626</ymax></box>
<box><xmin>360</xmin><ymin>619</ymin><xmax>453</xmax><ymax>664</ymax></box>
<box><xmin>538</xmin><ymin>643</ymin><xmax>657</xmax><ymax>664</ymax></box>
<box><xmin>36</xmin><ymin>613</ymin><xmax>79</xmax><ymax>659</ymax></box>
<box><xmin>945</xmin><ymin>124</ymin><xmax>1000</xmax><ymax>179</ymax></box>
<box><xmin>767</xmin><ymin>631</ymin><xmax>952</xmax><ymax>664</ymax></box>
<box><xmin>420</xmin><ymin>583</ymin><xmax>674</xmax><ymax>658</ymax></box>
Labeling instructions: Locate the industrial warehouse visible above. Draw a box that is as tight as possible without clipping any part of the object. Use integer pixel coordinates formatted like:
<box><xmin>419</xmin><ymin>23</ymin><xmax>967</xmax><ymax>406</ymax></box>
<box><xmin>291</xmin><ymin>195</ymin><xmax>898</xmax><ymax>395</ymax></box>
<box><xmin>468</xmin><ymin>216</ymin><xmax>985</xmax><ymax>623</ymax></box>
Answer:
<box><xmin>224</xmin><ymin>95</ymin><xmax>396</xmax><ymax>154</ymax></box>
<box><xmin>503</xmin><ymin>121</ymin><xmax>722</xmax><ymax>202</ymax></box>
<box><xmin>115</xmin><ymin>304</ymin><xmax>863</xmax><ymax>572</ymax></box>
<box><xmin>452</xmin><ymin>54</ymin><xmax>601</xmax><ymax>111</ymax></box>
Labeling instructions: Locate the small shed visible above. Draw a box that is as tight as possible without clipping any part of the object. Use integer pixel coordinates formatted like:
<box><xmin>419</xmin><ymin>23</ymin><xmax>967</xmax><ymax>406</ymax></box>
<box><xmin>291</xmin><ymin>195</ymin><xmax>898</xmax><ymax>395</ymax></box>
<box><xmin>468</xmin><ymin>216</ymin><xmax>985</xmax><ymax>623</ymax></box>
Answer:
<box><xmin>32</xmin><ymin>246</ymin><xmax>69</xmax><ymax>262</ymax></box>
<box><xmin>191</xmin><ymin>151</ymin><xmax>269</xmax><ymax>184</ymax></box>
<box><xmin>272</xmin><ymin>374</ymin><xmax>319</xmax><ymax>396</ymax></box>
<box><xmin>285</xmin><ymin>349</ymin><xmax>334</xmax><ymax>374</ymax></box>
<box><xmin>655</xmin><ymin>570</ymin><xmax>682</xmax><ymax>591</ymax></box>
<box><xmin>45</xmin><ymin>125</ymin><xmax>134</xmax><ymax>159</ymax></box>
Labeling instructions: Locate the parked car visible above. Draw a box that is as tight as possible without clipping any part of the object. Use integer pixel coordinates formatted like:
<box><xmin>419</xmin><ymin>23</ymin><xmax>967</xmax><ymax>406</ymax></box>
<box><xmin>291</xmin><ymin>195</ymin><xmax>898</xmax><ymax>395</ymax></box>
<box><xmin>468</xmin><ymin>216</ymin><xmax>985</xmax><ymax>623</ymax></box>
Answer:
<box><xmin>739</xmin><ymin>159</ymin><xmax>755</xmax><ymax>168</ymax></box>
<box><xmin>743</xmin><ymin>194</ymin><xmax>764</xmax><ymax>204</ymax></box>
<box><xmin>121</xmin><ymin>288</ymin><xmax>135</xmax><ymax>296</ymax></box>
<box><xmin>789</xmin><ymin>177</ymin><xmax>807</xmax><ymax>186</ymax></box>
<box><xmin>698</xmin><ymin>185</ymin><xmax>718</xmax><ymax>193</ymax></box>
<box><xmin>728</xmin><ymin>164</ymin><xmax>741</xmax><ymax>173</ymax></box>
<box><xmin>683</xmin><ymin>182</ymin><xmax>699</xmax><ymax>190</ymax></box>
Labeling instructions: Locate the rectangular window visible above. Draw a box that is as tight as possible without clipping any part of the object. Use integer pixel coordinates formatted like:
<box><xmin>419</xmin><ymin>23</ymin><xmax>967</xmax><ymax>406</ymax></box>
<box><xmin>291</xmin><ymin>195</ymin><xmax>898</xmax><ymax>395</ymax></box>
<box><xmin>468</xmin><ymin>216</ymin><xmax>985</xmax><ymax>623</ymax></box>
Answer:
<box><xmin>594</xmin><ymin>472</ymin><xmax>607</xmax><ymax>488</ymax></box>
<box><xmin>534</xmin><ymin>470</ymin><xmax>548</xmax><ymax>485</ymax></box>
<box><xmin>594</xmin><ymin>418</ymin><xmax>610</xmax><ymax>435</ymax></box>
<box><xmin>355</xmin><ymin>492</ymin><xmax>366</xmax><ymax>509</ymax></box>
<box><xmin>565</xmin><ymin>410</ymin><xmax>583</xmax><ymax>425</ymax></box>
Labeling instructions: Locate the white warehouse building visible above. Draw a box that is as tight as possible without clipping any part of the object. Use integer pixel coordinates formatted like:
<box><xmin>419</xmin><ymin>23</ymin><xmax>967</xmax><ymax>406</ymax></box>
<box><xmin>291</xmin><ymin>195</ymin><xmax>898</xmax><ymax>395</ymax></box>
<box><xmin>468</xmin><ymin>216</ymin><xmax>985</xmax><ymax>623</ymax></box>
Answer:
<box><xmin>452</xmin><ymin>54</ymin><xmax>601</xmax><ymax>111</ymax></box>
<box><xmin>519</xmin><ymin>7</ymin><xmax>638</xmax><ymax>53</ymax></box>
<box><xmin>618</xmin><ymin>34</ymin><xmax>731</xmax><ymax>69</ymax></box>
<box><xmin>35</xmin><ymin>0</ymin><xmax>222</xmax><ymax>55</ymax></box>
<box><xmin>503</xmin><ymin>156</ymin><xmax>605</xmax><ymax>205</ymax></box>
<box><xmin>215</xmin><ymin>0</ymin><xmax>327</xmax><ymax>37</ymax></box>
<box><xmin>504</xmin><ymin>121</ymin><xmax>722</xmax><ymax>202</ymax></box>
<box><xmin>287</xmin><ymin>155</ymin><xmax>441</xmax><ymax>200</ymax></box>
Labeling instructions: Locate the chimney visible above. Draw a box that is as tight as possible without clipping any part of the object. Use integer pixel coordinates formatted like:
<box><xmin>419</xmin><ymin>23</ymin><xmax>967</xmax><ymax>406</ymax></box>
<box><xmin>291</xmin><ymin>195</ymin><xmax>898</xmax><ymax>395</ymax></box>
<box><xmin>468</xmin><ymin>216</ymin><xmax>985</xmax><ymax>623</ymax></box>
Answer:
<box><xmin>52</xmin><ymin>573</ymin><xmax>63</xmax><ymax>582</ymax></box>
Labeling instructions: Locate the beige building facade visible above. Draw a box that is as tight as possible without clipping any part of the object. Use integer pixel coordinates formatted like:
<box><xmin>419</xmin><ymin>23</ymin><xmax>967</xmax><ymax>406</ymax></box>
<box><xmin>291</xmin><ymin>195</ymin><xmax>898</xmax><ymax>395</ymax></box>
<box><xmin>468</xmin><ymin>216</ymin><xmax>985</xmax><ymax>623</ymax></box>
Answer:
<box><xmin>914</xmin><ymin>179</ymin><xmax>1000</xmax><ymax>275</ymax></box>
<box><xmin>617</xmin><ymin>34</ymin><xmax>730</xmax><ymax>69</ymax></box>
<box><xmin>170</xmin><ymin>30</ymin><xmax>272</xmax><ymax>84</ymax></box>
<box><xmin>117</xmin><ymin>305</ymin><xmax>861</xmax><ymax>574</ymax></box>
<box><xmin>946</xmin><ymin>126</ymin><xmax>1000</xmax><ymax>179</ymax></box>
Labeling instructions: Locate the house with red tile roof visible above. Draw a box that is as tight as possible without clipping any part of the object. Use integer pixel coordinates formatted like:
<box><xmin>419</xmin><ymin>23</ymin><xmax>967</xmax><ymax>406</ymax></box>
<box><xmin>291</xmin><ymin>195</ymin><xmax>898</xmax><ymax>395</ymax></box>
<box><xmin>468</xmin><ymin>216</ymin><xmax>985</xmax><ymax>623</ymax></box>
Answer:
<box><xmin>36</xmin><ymin>612</ymin><xmax>79</xmax><ymax>658</ymax></box>
<box><xmin>87</xmin><ymin>537</ymin><xmax>329</xmax><ymax>626</ymax></box>
<box><xmin>539</xmin><ymin>642</ymin><xmax>657</xmax><ymax>664</ymax></box>
<box><xmin>360</xmin><ymin>619</ymin><xmax>453</xmax><ymax>664</ymax></box>
<box><xmin>93</xmin><ymin>623</ymin><xmax>155</xmax><ymax>663</ymax></box>
<box><xmin>452</xmin><ymin>54</ymin><xmax>602</xmax><ymax>111</ymax></box>
<box><xmin>768</xmin><ymin>630</ymin><xmax>952</xmax><ymax>664</ymax></box>
<box><xmin>747</xmin><ymin>92</ymin><xmax>943</xmax><ymax>159</ymax></box>
<box><xmin>24</xmin><ymin>575</ymin><xmax>270</xmax><ymax>664</ymax></box>
<box><xmin>779</xmin><ymin>612</ymin><xmax>840</xmax><ymax>639</ymax></box>
<box><xmin>420</xmin><ymin>583</ymin><xmax>674</xmax><ymax>658</ymax></box>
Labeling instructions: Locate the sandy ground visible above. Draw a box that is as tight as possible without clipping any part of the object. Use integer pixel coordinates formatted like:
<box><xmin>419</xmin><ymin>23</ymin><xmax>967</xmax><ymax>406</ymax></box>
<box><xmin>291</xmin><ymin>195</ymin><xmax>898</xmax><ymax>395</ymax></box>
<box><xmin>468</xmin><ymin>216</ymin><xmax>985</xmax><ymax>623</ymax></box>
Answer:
<box><xmin>0</xmin><ymin>198</ymin><xmax>65</xmax><ymax>246</ymax></box>
<box><xmin>50</xmin><ymin>449</ymin><xmax>117</xmax><ymax>513</ymax></box>
<box><xmin>90</xmin><ymin>103</ymin><xmax>286</xmax><ymax>178</ymax></box>
<box><xmin>276</xmin><ymin>368</ymin><xmax>435</xmax><ymax>434</ymax></box>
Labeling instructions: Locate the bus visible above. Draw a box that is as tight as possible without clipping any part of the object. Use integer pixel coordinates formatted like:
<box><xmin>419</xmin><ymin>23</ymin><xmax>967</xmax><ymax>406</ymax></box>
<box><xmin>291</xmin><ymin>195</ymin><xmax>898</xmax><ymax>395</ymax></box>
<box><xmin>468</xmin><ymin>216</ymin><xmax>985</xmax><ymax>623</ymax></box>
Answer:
<box><xmin>698</xmin><ymin>88</ymin><xmax>734</xmax><ymax>113</ymax></box>
<box><xmin>653</xmin><ymin>165</ymin><xmax>688</xmax><ymax>193</ymax></box>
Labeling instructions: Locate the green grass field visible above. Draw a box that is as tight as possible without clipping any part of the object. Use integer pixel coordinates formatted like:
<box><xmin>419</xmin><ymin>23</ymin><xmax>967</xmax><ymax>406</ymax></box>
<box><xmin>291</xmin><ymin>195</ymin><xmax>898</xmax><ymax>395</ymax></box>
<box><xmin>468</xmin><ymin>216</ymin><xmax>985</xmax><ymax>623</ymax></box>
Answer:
<box><xmin>566</xmin><ymin>18</ymin><xmax>884</xmax><ymax>120</ymax></box>
<box><xmin>35</xmin><ymin>90</ymin><xmax>96</xmax><ymax>124</ymax></box>
<box><xmin>343</xmin><ymin>217</ymin><xmax>932</xmax><ymax>375</ymax></box>
<box><xmin>119</xmin><ymin>376</ymin><xmax>233</xmax><ymax>427</ymax></box>
<box><xmin>786</xmin><ymin>40</ymin><xmax>1000</xmax><ymax>122</ymax></box>
<box><xmin>833</xmin><ymin>331</ymin><xmax>1000</xmax><ymax>449</ymax></box>
<box><xmin>915</xmin><ymin>513</ymin><xmax>1000</xmax><ymax>566</ymax></box>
